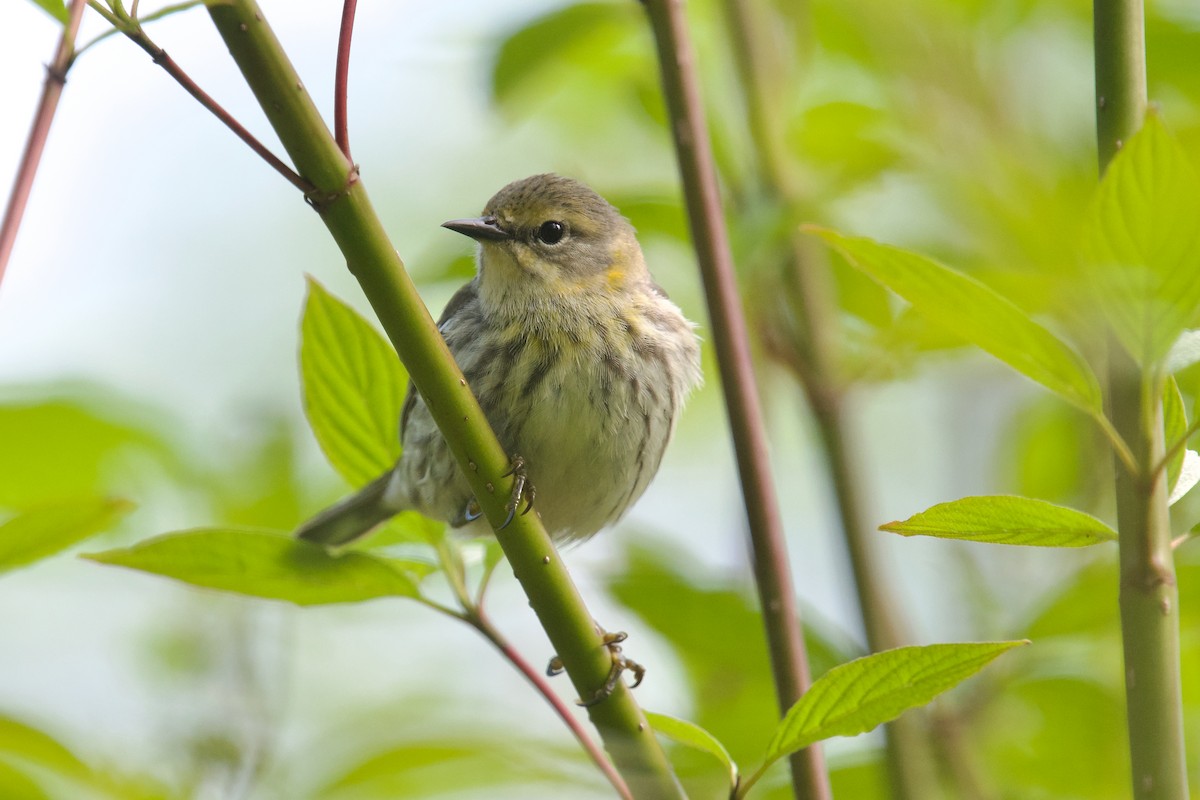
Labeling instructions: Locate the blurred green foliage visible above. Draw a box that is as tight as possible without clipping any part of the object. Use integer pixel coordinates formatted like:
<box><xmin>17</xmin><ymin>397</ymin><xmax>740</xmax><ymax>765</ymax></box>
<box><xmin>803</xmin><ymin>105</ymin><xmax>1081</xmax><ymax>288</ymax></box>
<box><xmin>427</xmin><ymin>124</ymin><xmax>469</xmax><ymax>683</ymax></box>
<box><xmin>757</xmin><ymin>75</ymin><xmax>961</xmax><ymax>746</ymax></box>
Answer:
<box><xmin>5</xmin><ymin>0</ymin><xmax>1200</xmax><ymax>797</ymax></box>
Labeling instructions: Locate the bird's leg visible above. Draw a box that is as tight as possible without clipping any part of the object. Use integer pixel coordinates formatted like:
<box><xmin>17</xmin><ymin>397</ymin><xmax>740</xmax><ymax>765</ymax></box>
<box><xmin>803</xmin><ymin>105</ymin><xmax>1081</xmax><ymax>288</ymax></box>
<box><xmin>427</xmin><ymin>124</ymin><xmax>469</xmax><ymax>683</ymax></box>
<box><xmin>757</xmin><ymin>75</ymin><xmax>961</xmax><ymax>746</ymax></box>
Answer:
<box><xmin>499</xmin><ymin>454</ymin><xmax>535</xmax><ymax>529</ymax></box>
<box><xmin>545</xmin><ymin>629</ymin><xmax>645</xmax><ymax>707</ymax></box>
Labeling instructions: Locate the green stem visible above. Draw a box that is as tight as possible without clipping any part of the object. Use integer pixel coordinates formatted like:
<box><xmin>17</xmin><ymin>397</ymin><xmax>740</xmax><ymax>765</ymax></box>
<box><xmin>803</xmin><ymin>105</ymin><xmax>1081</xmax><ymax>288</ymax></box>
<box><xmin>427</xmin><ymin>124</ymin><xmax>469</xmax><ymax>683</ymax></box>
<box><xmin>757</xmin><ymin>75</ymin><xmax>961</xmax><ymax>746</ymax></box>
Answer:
<box><xmin>203</xmin><ymin>3</ymin><xmax>683</xmax><ymax>796</ymax></box>
<box><xmin>1093</xmin><ymin>0</ymin><xmax>1147</xmax><ymax>172</ymax></box>
<box><xmin>1108</xmin><ymin>359</ymin><xmax>1189</xmax><ymax>800</ymax></box>
<box><xmin>640</xmin><ymin>1</ymin><xmax>828</xmax><ymax>798</ymax></box>
<box><xmin>1095</xmin><ymin>4</ymin><xmax>1189</xmax><ymax>796</ymax></box>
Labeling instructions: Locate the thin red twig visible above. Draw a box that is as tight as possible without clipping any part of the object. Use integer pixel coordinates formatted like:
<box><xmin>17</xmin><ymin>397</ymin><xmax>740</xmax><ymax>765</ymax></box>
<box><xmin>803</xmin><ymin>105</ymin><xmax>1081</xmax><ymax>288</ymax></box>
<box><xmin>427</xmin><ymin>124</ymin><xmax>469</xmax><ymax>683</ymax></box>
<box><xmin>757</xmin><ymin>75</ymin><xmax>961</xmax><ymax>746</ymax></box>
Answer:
<box><xmin>149</xmin><ymin>47</ymin><xmax>314</xmax><ymax>193</ymax></box>
<box><xmin>471</xmin><ymin>611</ymin><xmax>633</xmax><ymax>800</ymax></box>
<box><xmin>87</xmin><ymin>2</ymin><xmax>314</xmax><ymax>194</ymax></box>
<box><xmin>0</xmin><ymin>0</ymin><xmax>89</xmax><ymax>292</ymax></box>
<box><xmin>334</xmin><ymin>0</ymin><xmax>357</xmax><ymax>159</ymax></box>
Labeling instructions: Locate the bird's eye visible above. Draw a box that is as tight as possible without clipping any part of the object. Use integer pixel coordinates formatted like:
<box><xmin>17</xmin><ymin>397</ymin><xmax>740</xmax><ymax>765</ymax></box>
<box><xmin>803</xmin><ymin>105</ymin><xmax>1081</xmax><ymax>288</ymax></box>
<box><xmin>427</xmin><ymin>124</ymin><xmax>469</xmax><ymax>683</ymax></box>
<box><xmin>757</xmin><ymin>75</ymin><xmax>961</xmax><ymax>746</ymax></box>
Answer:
<box><xmin>536</xmin><ymin>220</ymin><xmax>565</xmax><ymax>245</ymax></box>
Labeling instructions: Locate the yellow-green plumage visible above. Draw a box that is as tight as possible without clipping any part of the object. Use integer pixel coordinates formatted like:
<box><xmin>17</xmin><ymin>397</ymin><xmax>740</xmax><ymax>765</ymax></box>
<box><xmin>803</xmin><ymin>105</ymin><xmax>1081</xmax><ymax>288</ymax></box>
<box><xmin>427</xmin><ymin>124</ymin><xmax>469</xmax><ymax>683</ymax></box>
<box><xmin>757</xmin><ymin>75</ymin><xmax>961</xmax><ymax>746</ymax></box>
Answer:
<box><xmin>297</xmin><ymin>174</ymin><xmax>701</xmax><ymax>546</ymax></box>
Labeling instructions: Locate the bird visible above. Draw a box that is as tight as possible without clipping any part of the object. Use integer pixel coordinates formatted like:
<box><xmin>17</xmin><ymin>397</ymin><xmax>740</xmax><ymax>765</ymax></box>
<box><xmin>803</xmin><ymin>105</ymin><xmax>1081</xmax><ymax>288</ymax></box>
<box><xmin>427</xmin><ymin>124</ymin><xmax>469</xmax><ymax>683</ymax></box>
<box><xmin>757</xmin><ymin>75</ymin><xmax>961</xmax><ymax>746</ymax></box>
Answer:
<box><xmin>296</xmin><ymin>174</ymin><xmax>702</xmax><ymax>547</ymax></box>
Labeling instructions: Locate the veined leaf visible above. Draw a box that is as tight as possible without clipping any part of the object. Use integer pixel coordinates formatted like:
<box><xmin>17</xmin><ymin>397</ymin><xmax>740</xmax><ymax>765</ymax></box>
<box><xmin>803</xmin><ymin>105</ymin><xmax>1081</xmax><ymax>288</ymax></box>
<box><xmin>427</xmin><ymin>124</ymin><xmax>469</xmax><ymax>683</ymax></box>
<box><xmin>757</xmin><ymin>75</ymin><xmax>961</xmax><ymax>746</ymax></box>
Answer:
<box><xmin>1080</xmin><ymin>115</ymin><xmax>1200</xmax><ymax>368</ymax></box>
<box><xmin>810</xmin><ymin>228</ymin><xmax>1102</xmax><ymax>414</ymax></box>
<box><xmin>759</xmin><ymin>642</ymin><xmax>1025</xmax><ymax>773</ymax></box>
<box><xmin>645</xmin><ymin>712</ymin><xmax>737</xmax><ymax>789</ymax></box>
<box><xmin>83</xmin><ymin>528</ymin><xmax>419</xmax><ymax>605</ymax></box>
<box><xmin>0</xmin><ymin>498</ymin><xmax>133</xmax><ymax>574</ymax></box>
<box><xmin>300</xmin><ymin>278</ymin><xmax>407</xmax><ymax>487</ymax></box>
<box><xmin>881</xmin><ymin>496</ymin><xmax>1116</xmax><ymax>547</ymax></box>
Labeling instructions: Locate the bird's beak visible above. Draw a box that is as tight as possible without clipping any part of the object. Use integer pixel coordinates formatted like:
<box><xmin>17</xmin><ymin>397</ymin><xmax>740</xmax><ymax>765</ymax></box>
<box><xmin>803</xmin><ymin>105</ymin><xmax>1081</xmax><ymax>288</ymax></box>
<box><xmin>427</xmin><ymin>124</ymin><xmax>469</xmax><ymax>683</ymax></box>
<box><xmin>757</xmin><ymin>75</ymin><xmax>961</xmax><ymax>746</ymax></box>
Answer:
<box><xmin>441</xmin><ymin>215</ymin><xmax>511</xmax><ymax>241</ymax></box>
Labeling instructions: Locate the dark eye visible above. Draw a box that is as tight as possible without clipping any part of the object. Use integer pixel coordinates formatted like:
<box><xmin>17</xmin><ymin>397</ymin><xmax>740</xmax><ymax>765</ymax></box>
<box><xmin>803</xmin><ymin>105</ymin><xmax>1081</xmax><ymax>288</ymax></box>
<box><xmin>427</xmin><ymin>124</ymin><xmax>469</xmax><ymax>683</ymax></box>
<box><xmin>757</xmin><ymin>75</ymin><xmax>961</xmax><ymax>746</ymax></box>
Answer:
<box><xmin>536</xmin><ymin>220</ymin><xmax>565</xmax><ymax>244</ymax></box>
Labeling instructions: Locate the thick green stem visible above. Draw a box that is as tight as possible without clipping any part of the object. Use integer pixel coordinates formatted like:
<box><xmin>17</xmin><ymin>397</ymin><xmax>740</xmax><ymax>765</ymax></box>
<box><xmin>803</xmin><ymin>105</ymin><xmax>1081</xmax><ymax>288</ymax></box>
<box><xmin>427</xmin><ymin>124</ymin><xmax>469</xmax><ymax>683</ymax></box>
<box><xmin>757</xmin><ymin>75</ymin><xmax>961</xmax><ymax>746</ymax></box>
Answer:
<box><xmin>1108</xmin><ymin>359</ymin><xmax>1189</xmax><ymax>800</ymax></box>
<box><xmin>1095</xmin><ymin>2</ymin><xmax>1189</xmax><ymax>797</ymax></box>
<box><xmin>203</xmin><ymin>3</ymin><xmax>682</xmax><ymax>796</ymax></box>
<box><xmin>1093</xmin><ymin>0</ymin><xmax>1147</xmax><ymax>171</ymax></box>
<box><xmin>641</xmin><ymin>1</ymin><xmax>829</xmax><ymax>798</ymax></box>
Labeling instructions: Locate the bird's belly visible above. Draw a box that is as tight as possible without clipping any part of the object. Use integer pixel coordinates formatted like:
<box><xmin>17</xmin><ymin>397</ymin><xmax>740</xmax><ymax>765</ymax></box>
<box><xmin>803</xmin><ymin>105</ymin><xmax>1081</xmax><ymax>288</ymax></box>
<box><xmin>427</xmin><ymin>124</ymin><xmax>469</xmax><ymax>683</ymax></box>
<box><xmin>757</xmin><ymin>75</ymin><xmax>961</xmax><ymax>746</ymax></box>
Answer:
<box><xmin>491</xmin><ymin>353</ymin><xmax>668</xmax><ymax>543</ymax></box>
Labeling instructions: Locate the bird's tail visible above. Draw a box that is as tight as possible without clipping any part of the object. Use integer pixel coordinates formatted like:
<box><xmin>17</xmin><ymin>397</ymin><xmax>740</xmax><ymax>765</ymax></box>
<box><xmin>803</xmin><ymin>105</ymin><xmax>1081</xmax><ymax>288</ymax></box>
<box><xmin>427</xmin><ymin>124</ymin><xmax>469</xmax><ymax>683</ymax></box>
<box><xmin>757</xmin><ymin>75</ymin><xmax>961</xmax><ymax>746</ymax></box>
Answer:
<box><xmin>295</xmin><ymin>469</ymin><xmax>399</xmax><ymax>547</ymax></box>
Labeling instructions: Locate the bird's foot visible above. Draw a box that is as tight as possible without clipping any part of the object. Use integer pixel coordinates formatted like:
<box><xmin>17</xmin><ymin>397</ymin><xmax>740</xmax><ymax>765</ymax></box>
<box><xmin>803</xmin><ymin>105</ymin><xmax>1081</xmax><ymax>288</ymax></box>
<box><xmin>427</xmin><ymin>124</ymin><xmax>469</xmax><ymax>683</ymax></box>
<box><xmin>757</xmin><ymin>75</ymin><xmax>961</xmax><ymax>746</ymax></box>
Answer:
<box><xmin>546</xmin><ymin>630</ymin><xmax>645</xmax><ymax>707</ymax></box>
<box><xmin>499</xmin><ymin>454</ymin><xmax>535</xmax><ymax>530</ymax></box>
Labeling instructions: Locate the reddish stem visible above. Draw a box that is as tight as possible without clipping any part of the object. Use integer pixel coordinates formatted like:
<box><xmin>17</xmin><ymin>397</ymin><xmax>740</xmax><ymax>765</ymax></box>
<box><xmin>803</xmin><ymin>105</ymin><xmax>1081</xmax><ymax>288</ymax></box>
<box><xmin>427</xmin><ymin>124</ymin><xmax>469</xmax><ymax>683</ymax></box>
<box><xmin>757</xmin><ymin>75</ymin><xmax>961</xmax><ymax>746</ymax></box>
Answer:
<box><xmin>334</xmin><ymin>0</ymin><xmax>357</xmax><ymax>159</ymax></box>
<box><xmin>0</xmin><ymin>0</ymin><xmax>89</xmax><ymax>291</ymax></box>
<box><xmin>471</xmin><ymin>611</ymin><xmax>633</xmax><ymax>800</ymax></box>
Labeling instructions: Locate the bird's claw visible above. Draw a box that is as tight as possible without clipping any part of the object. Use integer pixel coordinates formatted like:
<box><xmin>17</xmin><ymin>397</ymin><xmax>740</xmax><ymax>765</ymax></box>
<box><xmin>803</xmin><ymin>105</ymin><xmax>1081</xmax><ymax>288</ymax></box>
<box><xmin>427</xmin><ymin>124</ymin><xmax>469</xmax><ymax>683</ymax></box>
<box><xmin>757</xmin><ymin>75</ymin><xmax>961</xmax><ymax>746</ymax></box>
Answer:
<box><xmin>545</xmin><ymin>630</ymin><xmax>645</xmax><ymax>707</ymax></box>
<box><xmin>498</xmin><ymin>454</ymin><xmax>535</xmax><ymax>530</ymax></box>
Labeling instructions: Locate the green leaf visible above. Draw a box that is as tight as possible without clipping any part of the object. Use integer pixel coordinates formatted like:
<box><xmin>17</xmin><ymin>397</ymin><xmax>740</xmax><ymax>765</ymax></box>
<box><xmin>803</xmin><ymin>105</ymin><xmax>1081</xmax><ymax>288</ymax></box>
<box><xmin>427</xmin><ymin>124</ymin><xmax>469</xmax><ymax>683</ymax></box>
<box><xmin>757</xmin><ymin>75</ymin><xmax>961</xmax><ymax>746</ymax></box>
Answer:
<box><xmin>83</xmin><ymin>529</ymin><xmax>419</xmax><ymax>605</ymax></box>
<box><xmin>809</xmin><ymin>228</ymin><xmax>1103</xmax><ymax>413</ymax></box>
<box><xmin>492</xmin><ymin>4</ymin><xmax>636</xmax><ymax>108</ymax></box>
<box><xmin>607</xmin><ymin>543</ymin><xmax>860</xmax><ymax>767</ymax></box>
<box><xmin>880</xmin><ymin>496</ymin><xmax>1116</xmax><ymax>547</ymax></box>
<box><xmin>0</xmin><ymin>715</ymin><xmax>91</xmax><ymax>781</ymax></box>
<box><xmin>0</xmin><ymin>760</ymin><xmax>48</xmax><ymax>800</ymax></box>
<box><xmin>760</xmin><ymin>642</ymin><xmax>1025</xmax><ymax>770</ymax></box>
<box><xmin>0</xmin><ymin>396</ymin><xmax>176</xmax><ymax>509</ymax></box>
<box><xmin>355</xmin><ymin>512</ymin><xmax>446</xmax><ymax>549</ymax></box>
<box><xmin>1164</xmin><ymin>377</ymin><xmax>1187</xmax><ymax>493</ymax></box>
<box><xmin>0</xmin><ymin>498</ymin><xmax>134</xmax><ymax>574</ymax></box>
<box><xmin>300</xmin><ymin>278</ymin><xmax>407</xmax><ymax>487</ymax></box>
<box><xmin>645</xmin><ymin>712</ymin><xmax>737</xmax><ymax>789</ymax></box>
<box><xmin>29</xmin><ymin>0</ymin><xmax>68</xmax><ymax>24</ymax></box>
<box><xmin>1080</xmin><ymin>115</ymin><xmax>1200</xmax><ymax>367</ymax></box>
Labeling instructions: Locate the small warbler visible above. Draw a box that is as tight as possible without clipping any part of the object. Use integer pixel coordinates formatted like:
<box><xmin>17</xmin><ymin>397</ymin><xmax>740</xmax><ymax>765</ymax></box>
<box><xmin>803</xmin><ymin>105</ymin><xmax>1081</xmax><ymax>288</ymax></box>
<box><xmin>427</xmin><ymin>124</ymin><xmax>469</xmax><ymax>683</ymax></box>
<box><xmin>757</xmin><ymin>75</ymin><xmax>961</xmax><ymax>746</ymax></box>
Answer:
<box><xmin>297</xmin><ymin>174</ymin><xmax>702</xmax><ymax>546</ymax></box>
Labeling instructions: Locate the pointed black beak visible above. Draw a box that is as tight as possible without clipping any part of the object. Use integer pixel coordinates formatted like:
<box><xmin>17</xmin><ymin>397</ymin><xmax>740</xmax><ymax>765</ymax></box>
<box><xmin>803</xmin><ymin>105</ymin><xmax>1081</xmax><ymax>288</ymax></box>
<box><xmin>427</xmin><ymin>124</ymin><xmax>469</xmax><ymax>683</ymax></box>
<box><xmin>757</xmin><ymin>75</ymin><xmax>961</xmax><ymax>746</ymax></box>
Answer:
<box><xmin>441</xmin><ymin>215</ymin><xmax>511</xmax><ymax>241</ymax></box>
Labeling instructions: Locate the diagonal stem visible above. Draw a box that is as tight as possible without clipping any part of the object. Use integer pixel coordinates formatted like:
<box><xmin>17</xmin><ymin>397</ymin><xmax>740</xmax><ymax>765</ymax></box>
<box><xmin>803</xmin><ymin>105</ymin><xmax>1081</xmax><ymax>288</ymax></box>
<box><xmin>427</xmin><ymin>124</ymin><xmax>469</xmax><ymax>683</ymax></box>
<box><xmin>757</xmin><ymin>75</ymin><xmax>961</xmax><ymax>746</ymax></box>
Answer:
<box><xmin>199</xmin><ymin>3</ymin><xmax>684</xmax><ymax>795</ymax></box>
<box><xmin>469</xmin><ymin>610</ymin><xmax>633</xmax><ymax>800</ymax></box>
<box><xmin>0</xmin><ymin>0</ymin><xmax>89</xmax><ymax>291</ymax></box>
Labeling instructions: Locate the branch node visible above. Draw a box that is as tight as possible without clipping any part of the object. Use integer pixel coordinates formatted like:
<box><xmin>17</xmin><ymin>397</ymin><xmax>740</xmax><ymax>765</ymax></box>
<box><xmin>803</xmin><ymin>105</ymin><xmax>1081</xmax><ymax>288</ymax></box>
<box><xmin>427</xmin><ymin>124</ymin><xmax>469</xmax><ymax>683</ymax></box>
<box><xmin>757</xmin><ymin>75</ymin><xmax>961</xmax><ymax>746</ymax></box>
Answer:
<box><xmin>44</xmin><ymin>62</ymin><xmax>69</xmax><ymax>86</ymax></box>
<box><xmin>303</xmin><ymin>164</ymin><xmax>360</xmax><ymax>212</ymax></box>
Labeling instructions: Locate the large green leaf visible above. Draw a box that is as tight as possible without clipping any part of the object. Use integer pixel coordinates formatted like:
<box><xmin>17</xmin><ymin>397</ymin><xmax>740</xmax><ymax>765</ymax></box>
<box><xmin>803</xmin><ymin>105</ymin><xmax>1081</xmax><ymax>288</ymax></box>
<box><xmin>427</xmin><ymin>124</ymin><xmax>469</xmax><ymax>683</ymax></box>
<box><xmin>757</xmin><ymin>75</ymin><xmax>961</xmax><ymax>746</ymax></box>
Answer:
<box><xmin>300</xmin><ymin>278</ymin><xmax>407</xmax><ymax>487</ymax></box>
<box><xmin>606</xmin><ymin>543</ymin><xmax>859</xmax><ymax>767</ymax></box>
<box><xmin>810</xmin><ymin>228</ymin><xmax>1103</xmax><ymax>413</ymax></box>
<box><xmin>0</xmin><ymin>498</ymin><xmax>134</xmax><ymax>574</ymax></box>
<box><xmin>83</xmin><ymin>529</ymin><xmax>419</xmax><ymax>605</ymax></box>
<box><xmin>1080</xmin><ymin>115</ymin><xmax>1200</xmax><ymax>368</ymax></box>
<box><xmin>0</xmin><ymin>760</ymin><xmax>47</xmax><ymax>800</ymax></box>
<box><xmin>0</xmin><ymin>396</ymin><xmax>175</xmax><ymax>509</ymax></box>
<box><xmin>745</xmin><ymin>642</ymin><xmax>1025</xmax><ymax>793</ymax></box>
<box><xmin>880</xmin><ymin>495</ymin><xmax>1116</xmax><ymax>547</ymax></box>
<box><xmin>492</xmin><ymin>3</ymin><xmax>638</xmax><ymax>109</ymax></box>
<box><xmin>0</xmin><ymin>715</ymin><xmax>91</xmax><ymax>781</ymax></box>
<box><xmin>316</xmin><ymin>738</ymin><xmax>594</xmax><ymax>798</ymax></box>
<box><xmin>645</xmin><ymin>712</ymin><xmax>737</xmax><ymax>790</ymax></box>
